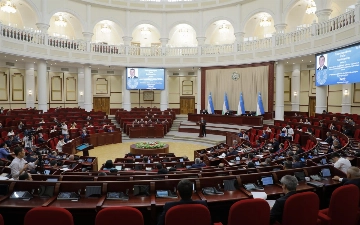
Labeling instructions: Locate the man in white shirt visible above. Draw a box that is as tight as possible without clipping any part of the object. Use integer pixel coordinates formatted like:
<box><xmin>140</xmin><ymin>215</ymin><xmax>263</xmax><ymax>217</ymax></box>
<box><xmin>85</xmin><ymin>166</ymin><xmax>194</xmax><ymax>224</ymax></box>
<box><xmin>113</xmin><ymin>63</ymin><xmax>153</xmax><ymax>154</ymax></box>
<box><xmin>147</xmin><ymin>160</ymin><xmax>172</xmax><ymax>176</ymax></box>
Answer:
<box><xmin>332</xmin><ymin>152</ymin><xmax>351</xmax><ymax>174</ymax></box>
<box><xmin>9</xmin><ymin>147</ymin><xmax>38</xmax><ymax>180</ymax></box>
<box><xmin>56</xmin><ymin>138</ymin><xmax>65</xmax><ymax>152</ymax></box>
<box><xmin>61</xmin><ymin>122</ymin><xmax>68</xmax><ymax>136</ymax></box>
<box><xmin>22</xmin><ymin>135</ymin><xmax>34</xmax><ymax>149</ymax></box>
<box><xmin>282</xmin><ymin>125</ymin><xmax>294</xmax><ymax>140</ymax></box>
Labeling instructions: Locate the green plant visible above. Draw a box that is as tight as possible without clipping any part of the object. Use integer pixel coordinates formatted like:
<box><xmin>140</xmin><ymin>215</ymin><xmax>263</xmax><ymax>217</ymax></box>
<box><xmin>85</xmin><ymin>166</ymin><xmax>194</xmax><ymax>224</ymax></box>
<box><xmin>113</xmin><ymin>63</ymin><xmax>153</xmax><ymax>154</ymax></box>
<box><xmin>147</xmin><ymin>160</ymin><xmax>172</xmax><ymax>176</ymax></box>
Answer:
<box><xmin>135</xmin><ymin>141</ymin><xmax>166</xmax><ymax>149</ymax></box>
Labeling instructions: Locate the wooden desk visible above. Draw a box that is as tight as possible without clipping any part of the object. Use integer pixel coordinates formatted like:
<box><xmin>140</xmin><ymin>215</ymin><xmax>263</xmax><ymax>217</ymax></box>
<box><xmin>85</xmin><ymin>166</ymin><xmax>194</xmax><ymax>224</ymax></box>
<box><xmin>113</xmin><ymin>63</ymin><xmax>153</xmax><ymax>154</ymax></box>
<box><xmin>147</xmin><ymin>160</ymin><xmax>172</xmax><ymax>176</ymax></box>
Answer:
<box><xmin>86</xmin><ymin>131</ymin><xmax>122</xmax><ymax>147</ymax></box>
<box><xmin>188</xmin><ymin>114</ymin><xmax>263</xmax><ymax>126</ymax></box>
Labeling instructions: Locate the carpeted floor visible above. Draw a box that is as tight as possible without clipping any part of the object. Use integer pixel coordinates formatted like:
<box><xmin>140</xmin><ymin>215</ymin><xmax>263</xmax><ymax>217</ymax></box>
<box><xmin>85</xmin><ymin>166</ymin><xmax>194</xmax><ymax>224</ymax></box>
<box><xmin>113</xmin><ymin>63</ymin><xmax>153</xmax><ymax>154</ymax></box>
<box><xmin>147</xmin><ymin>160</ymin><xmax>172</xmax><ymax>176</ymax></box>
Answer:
<box><xmin>76</xmin><ymin>141</ymin><xmax>208</xmax><ymax>170</ymax></box>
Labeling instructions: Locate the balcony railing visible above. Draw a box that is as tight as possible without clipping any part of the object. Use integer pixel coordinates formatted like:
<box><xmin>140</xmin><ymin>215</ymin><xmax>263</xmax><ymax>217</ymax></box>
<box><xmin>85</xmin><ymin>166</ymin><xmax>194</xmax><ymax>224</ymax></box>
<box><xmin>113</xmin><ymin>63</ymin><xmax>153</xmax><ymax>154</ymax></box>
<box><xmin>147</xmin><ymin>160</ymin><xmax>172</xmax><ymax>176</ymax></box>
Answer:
<box><xmin>0</xmin><ymin>9</ymin><xmax>357</xmax><ymax>57</ymax></box>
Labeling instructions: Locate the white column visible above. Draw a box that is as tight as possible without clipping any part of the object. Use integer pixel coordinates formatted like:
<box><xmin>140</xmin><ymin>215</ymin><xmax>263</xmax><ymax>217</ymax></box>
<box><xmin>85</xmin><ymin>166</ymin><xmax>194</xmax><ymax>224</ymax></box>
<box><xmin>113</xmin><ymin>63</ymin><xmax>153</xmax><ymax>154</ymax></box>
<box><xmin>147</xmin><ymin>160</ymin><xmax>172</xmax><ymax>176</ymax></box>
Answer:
<box><xmin>275</xmin><ymin>62</ymin><xmax>284</xmax><ymax>120</ymax></box>
<box><xmin>25</xmin><ymin>63</ymin><xmax>35</xmax><ymax>108</ymax></box>
<box><xmin>78</xmin><ymin>68</ymin><xmax>85</xmax><ymax>108</ymax></box>
<box><xmin>84</xmin><ymin>66</ymin><xmax>92</xmax><ymax>112</ymax></box>
<box><xmin>315</xmin><ymin>86</ymin><xmax>327</xmax><ymax>113</ymax></box>
<box><xmin>160</xmin><ymin>70</ymin><xmax>169</xmax><ymax>111</ymax></box>
<box><xmin>37</xmin><ymin>60</ymin><xmax>47</xmax><ymax>112</ymax></box>
<box><xmin>342</xmin><ymin>84</ymin><xmax>352</xmax><ymax>113</ymax></box>
<box><xmin>197</xmin><ymin>69</ymin><xmax>202</xmax><ymax>114</ymax></box>
<box><xmin>291</xmin><ymin>64</ymin><xmax>300</xmax><ymax>111</ymax></box>
<box><xmin>122</xmin><ymin>69</ymin><xmax>131</xmax><ymax>111</ymax></box>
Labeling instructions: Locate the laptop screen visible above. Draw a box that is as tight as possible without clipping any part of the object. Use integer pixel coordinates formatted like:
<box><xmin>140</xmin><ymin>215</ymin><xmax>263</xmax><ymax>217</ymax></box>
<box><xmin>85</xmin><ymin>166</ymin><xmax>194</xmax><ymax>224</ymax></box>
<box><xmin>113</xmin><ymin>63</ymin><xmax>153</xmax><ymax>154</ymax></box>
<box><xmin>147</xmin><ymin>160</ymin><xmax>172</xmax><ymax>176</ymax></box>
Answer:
<box><xmin>235</xmin><ymin>156</ymin><xmax>240</xmax><ymax>161</ymax></box>
<box><xmin>321</xmin><ymin>158</ymin><xmax>327</xmax><ymax>164</ymax></box>
<box><xmin>115</xmin><ymin>166</ymin><xmax>122</xmax><ymax>170</ymax></box>
<box><xmin>47</xmin><ymin>178</ymin><xmax>58</xmax><ymax>182</ymax></box>
<box><xmin>261</xmin><ymin>176</ymin><xmax>274</xmax><ymax>186</ymax></box>
<box><xmin>44</xmin><ymin>170</ymin><xmax>50</xmax><ymax>175</ymax></box>
<box><xmin>179</xmin><ymin>158</ymin><xmax>183</xmax><ymax>162</ymax></box>
<box><xmin>135</xmin><ymin>156</ymin><xmax>140</xmax><ymax>159</ymax></box>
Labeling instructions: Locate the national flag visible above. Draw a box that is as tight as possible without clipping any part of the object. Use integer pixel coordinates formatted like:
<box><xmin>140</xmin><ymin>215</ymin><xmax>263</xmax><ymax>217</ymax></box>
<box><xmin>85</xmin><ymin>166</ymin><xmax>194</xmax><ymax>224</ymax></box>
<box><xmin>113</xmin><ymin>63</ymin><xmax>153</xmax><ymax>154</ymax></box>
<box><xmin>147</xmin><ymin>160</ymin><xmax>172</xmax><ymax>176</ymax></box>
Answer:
<box><xmin>207</xmin><ymin>92</ymin><xmax>215</xmax><ymax>114</ymax></box>
<box><xmin>222</xmin><ymin>93</ymin><xmax>230</xmax><ymax>115</ymax></box>
<box><xmin>237</xmin><ymin>92</ymin><xmax>245</xmax><ymax>115</ymax></box>
<box><xmin>256</xmin><ymin>92</ymin><xmax>265</xmax><ymax>116</ymax></box>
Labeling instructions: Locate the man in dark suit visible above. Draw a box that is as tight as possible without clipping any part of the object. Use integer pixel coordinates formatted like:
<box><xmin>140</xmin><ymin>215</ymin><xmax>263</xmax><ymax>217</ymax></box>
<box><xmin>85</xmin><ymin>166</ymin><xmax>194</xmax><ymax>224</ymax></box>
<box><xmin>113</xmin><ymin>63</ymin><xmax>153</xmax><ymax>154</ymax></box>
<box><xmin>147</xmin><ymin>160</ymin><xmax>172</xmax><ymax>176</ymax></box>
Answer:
<box><xmin>224</xmin><ymin>110</ymin><xmax>231</xmax><ymax>115</ymax></box>
<box><xmin>270</xmin><ymin>175</ymin><xmax>298</xmax><ymax>224</ymax></box>
<box><xmin>157</xmin><ymin>179</ymin><xmax>208</xmax><ymax>225</ymax></box>
<box><xmin>271</xmin><ymin>138</ymin><xmax>280</xmax><ymax>153</ymax></box>
<box><xmin>324</xmin><ymin>132</ymin><xmax>333</xmax><ymax>146</ymax></box>
<box><xmin>317</xmin><ymin>55</ymin><xmax>327</xmax><ymax>70</ymax></box>
<box><xmin>226</xmin><ymin>147</ymin><xmax>238</xmax><ymax>156</ymax></box>
<box><xmin>157</xmin><ymin>163</ymin><xmax>168</xmax><ymax>174</ymax></box>
<box><xmin>333</xmin><ymin>166</ymin><xmax>360</xmax><ymax>189</ymax></box>
<box><xmin>201</xmin><ymin>109</ymin><xmax>208</xmax><ymax>114</ymax></box>
<box><xmin>292</xmin><ymin>155</ymin><xmax>305</xmax><ymax>168</ymax></box>
<box><xmin>191</xmin><ymin>158</ymin><xmax>206</xmax><ymax>168</ymax></box>
<box><xmin>199</xmin><ymin>117</ymin><xmax>206</xmax><ymax>137</ymax></box>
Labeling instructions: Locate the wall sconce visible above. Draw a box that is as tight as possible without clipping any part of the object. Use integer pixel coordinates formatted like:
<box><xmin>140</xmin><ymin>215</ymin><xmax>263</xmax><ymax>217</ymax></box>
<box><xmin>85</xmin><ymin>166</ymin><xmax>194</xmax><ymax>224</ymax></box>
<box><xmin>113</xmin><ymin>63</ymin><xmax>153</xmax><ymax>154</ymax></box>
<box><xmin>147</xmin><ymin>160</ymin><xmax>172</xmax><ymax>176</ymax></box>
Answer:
<box><xmin>293</xmin><ymin>91</ymin><xmax>298</xmax><ymax>96</ymax></box>
<box><xmin>344</xmin><ymin>89</ymin><xmax>349</xmax><ymax>96</ymax></box>
<box><xmin>79</xmin><ymin>91</ymin><xmax>83</xmax><ymax>96</ymax></box>
<box><xmin>28</xmin><ymin>90</ymin><xmax>32</xmax><ymax>96</ymax></box>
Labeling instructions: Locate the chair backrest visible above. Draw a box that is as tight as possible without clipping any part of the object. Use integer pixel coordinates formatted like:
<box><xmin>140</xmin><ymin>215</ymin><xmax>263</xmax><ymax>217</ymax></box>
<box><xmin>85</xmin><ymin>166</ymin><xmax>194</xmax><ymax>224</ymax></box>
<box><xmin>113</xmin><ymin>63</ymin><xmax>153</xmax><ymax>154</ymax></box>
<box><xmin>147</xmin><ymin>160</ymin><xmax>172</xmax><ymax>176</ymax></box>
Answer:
<box><xmin>282</xmin><ymin>192</ymin><xmax>319</xmax><ymax>225</ymax></box>
<box><xmin>24</xmin><ymin>207</ymin><xmax>74</xmax><ymax>225</ymax></box>
<box><xmin>165</xmin><ymin>204</ymin><xmax>211</xmax><ymax>225</ymax></box>
<box><xmin>328</xmin><ymin>184</ymin><xmax>359</xmax><ymax>225</ymax></box>
<box><xmin>228</xmin><ymin>199</ymin><xmax>270</xmax><ymax>225</ymax></box>
<box><xmin>0</xmin><ymin>214</ymin><xmax>4</xmax><ymax>225</ymax></box>
<box><xmin>95</xmin><ymin>207</ymin><xmax>143</xmax><ymax>225</ymax></box>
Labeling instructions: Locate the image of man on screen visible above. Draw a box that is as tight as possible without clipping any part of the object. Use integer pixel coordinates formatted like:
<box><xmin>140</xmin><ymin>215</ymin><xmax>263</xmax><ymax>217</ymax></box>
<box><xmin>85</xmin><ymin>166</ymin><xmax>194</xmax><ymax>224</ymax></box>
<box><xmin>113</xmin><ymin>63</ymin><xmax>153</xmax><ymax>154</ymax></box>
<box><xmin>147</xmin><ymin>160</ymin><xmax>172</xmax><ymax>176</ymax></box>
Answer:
<box><xmin>317</xmin><ymin>55</ymin><xmax>327</xmax><ymax>70</ymax></box>
<box><xmin>128</xmin><ymin>68</ymin><xmax>138</xmax><ymax>78</ymax></box>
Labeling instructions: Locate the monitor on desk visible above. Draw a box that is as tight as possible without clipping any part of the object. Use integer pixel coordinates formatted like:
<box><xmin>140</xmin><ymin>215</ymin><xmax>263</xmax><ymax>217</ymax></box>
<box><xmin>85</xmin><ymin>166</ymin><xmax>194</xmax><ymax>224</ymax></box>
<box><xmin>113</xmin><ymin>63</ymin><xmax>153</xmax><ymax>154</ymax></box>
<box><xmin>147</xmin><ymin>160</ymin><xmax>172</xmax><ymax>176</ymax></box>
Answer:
<box><xmin>179</xmin><ymin>158</ymin><xmax>183</xmax><ymax>162</ymax></box>
<box><xmin>115</xmin><ymin>166</ymin><xmax>122</xmax><ymax>171</ymax></box>
<box><xmin>86</xmin><ymin>158</ymin><xmax>93</xmax><ymax>163</ymax></box>
<box><xmin>47</xmin><ymin>178</ymin><xmax>58</xmax><ymax>182</ymax></box>
<box><xmin>261</xmin><ymin>176</ymin><xmax>274</xmax><ymax>186</ymax></box>
<box><xmin>321</xmin><ymin>158</ymin><xmax>327</xmax><ymax>165</ymax></box>
<box><xmin>235</xmin><ymin>156</ymin><xmax>240</xmax><ymax>161</ymax></box>
<box><xmin>135</xmin><ymin>156</ymin><xmax>140</xmax><ymax>159</ymax></box>
<box><xmin>76</xmin><ymin>144</ymin><xmax>89</xmax><ymax>151</ymax></box>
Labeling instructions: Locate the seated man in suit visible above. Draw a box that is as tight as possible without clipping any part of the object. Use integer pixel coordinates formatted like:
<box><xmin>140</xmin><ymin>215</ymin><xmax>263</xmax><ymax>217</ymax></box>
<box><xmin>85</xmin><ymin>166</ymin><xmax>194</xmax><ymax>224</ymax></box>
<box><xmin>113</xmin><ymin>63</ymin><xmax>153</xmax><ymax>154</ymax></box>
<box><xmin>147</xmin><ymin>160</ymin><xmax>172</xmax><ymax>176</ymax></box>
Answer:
<box><xmin>227</xmin><ymin>147</ymin><xmax>238</xmax><ymax>156</ymax></box>
<box><xmin>332</xmin><ymin>166</ymin><xmax>360</xmax><ymax>189</ymax></box>
<box><xmin>37</xmin><ymin>133</ymin><xmax>47</xmax><ymax>144</ymax></box>
<box><xmin>157</xmin><ymin>163</ymin><xmax>168</xmax><ymax>174</ymax></box>
<box><xmin>292</xmin><ymin>155</ymin><xmax>305</xmax><ymax>168</ymax></box>
<box><xmin>201</xmin><ymin>109</ymin><xmax>208</xmax><ymax>114</ymax></box>
<box><xmin>224</xmin><ymin>110</ymin><xmax>231</xmax><ymax>115</ymax></box>
<box><xmin>157</xmin><ymin>179</ymin><xmax>208</xmax><ymax>225</ymax></box>
<box><xmin>191</xmin><ymin>158</ymin><xmax>206</xmax><ymax>168</ymax></box>
<box><xmin>324</xmin><ymin>132</ymin><xmax>333</xmax><ymax>145</ymax></box>
<box><xmin>270</xmin><ymin>175</ymin><xmax>298</xmax><ymax>224</ymax></box>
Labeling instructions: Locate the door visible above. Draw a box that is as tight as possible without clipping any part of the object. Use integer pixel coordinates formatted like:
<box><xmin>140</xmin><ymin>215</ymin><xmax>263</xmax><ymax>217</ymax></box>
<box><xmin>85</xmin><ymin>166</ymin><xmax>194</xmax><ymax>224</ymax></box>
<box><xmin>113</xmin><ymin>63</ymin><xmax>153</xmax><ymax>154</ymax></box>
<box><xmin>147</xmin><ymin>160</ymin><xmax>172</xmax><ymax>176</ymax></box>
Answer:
<box><xmin>93</xmin><ymin>97</ymin><xmax>110</xmax><ymax>114</ymax></box>
<box><xmin>309</xmin><ymin>96</ymin><xmax>316</xmax><ymax>117</ymax></box>
<box><xmin>180</xmin><ymin>96</ymin><xmax>195</xmax><ymax>114</ymax></box>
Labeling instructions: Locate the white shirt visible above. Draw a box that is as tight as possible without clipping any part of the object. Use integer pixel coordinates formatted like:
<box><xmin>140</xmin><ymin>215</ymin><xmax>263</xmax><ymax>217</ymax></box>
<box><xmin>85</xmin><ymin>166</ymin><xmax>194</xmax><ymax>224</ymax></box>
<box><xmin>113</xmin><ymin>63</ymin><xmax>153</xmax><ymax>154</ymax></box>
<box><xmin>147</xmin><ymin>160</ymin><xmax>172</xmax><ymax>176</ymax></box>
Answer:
<box><xmin>56</xmin><ymin>140</ymin><xmax>65</xmax><ymax>152</ymax></box>
<box><xmin>9</xmin><ymin>157</ymin><xmax>36</xmax><ymax>180</ymax></box>
<box><xmin>282</xmin><ymin>127</ymin><xmax>294</xmax><ymax>137</ymax></box>
<box><xmin>334</xmin><ymin>157</ymin><xmax>351</xmax><ymax>174</ymax></box>
<box><xmin>61</xmin><ymin>124</ymin><xmax>68</xmax><ymax>135</ymax></box>
<box><xmin>22</xmin><ymin>136</ymin><xmax>33</xmax><ymax>148</ymax></box>
<box><xmin>7</xmin><ymin>131</ymin><xmax>14</xmax><ymax>136</ymax></box>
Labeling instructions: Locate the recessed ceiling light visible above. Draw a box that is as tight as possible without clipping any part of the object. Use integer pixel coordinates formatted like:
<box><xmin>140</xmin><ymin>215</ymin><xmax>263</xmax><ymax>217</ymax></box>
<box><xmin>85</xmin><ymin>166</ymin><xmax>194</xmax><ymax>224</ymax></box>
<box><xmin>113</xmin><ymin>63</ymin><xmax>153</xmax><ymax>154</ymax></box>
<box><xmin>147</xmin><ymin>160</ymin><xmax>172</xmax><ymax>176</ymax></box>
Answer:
<box><xmin>179</xmin><ymin>69</ymin><xmax>180</xmax><ymax>70</ymax></box>
<box><xmin>34</xmin><ymin>62</ymin><xmax>35</xmax><ymax>63</ymax></box>
<box><xmin>310</xmin><ymin>61</ymin><xmax>312</xmax><ymax>62</ymax></box>
<box><xmin>54</xmin><ymin>63</ymin><xmax>56</xmax><ymax>64</ymax></box>
<box><xmin>15</xmin><ymin>60</ymin><xmax>17</xmax><ymax>61</ymax></box>
<box><xmin>50</xmin><ymin>64</ymin><xmax>52</xmax><ymax>65</ymax></box>
<box><xmin>302</xmin><ymin>60</ymin><xmax>303</xmax><ymax>61</ymax></box>
<box><xmin>21</xmin><ymin>59</ymin><xmax>24</xmax><ymax>60</ymax></box>
<box><xmin>293</xmin><ymin>63</ymin><xmax>295</xmax><ymax>64</ymax></box>
<box><xmin>4</xmin><ymin>56</ymin><xmax>6</xmax><ymax>57</ymax></box>
<box><xmin>286</xmin><ymin>62</ymin><xmax>288</xmax><ymax>63</ymax></box>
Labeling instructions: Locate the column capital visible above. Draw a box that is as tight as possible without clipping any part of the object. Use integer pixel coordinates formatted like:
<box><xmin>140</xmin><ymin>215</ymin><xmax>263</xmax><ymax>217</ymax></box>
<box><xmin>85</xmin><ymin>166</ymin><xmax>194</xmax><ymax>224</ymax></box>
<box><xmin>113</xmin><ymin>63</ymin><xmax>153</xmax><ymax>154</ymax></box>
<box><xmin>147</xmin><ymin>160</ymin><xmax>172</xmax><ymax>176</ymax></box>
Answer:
<box><xmin>159</xmin><ymin>38</ymin><xmax>169</xmax><ymax>46</ymax></box>
<box><xmin>36</xmin><ymin>23</ymin><xmax>49</xmax><ymax>33</ymax></box>
<box><xmin>274</xmin><ymin>23</ymin><xmax>287</xmax><ymax>33</ymax></box>
<box><xmin>315</xmin><ymin>9</ymin><xmax>333</xmax><ymax>22</ymax></box>
<box><xmin>234</xmin><ymin>32</ymin><xmax>245</xmax><ymax>42</ymax></box>
<box><xmin>122</xmin><ymin>36</ymin><xmax>133</xmax><ymax>45</ymax></box>
<box><xmin>82</xmin><ymin>32</ymin><xmax>94</xmax><ymax>42</ymax></box>
<box><xmin>196</xmin><ymin>37</ymin><xmax>206</xmax><ymax>45</ymax></box>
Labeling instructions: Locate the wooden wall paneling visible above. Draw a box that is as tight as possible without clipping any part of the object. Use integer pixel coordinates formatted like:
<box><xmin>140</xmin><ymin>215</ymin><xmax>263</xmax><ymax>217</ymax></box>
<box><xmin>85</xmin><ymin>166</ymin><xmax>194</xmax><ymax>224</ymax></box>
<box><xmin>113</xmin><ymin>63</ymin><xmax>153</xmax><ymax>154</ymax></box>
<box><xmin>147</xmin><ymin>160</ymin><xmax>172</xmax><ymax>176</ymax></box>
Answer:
<box><xmin>51</xmin><ymin>75</ymin><xmax>62</xmax><ymax>101</ymax></box>
<box><xmin>353</xmin><ymin>83</ymin><xmax>360</xmax><ymax>103</ymax></box>
<box><xmin>66</xmin><ymin>76</ymin><xmax>77</xmax><ymax>101</ymax></box>
<box><xmin>11</xmin><ymin>73</ymin><xmax>24</xmax><ymax>101</ymax></box>
<box><xmin>95</xmin><ymin>78</ymin><xmax>109</xmax><ymax>95</ymax></box>
<box><xmin>0</xmin><ymin>72</ymin><xmax>8</xmax><ymax>101</ymax></box>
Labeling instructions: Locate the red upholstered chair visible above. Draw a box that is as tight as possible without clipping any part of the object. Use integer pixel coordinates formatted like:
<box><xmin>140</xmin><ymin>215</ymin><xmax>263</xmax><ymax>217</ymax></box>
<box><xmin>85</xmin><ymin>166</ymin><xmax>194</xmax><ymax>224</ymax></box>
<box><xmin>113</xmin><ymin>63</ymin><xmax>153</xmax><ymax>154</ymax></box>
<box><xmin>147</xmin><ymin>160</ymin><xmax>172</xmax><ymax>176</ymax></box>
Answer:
<box><xmin>279</xmin><ymin>192</ymin><xmax>319</xmax><ymax>225</ymax></box>
<box><xmin>227</xmin><ymin>199</ymin><xmax>270</xmax><ymax>225</ymax></box>
<box><xmin>0</xmin><ymin>214</ymin><xmax>4</xmax><ymax>225</ymax></box>
<box><xmin>24</xmin><ymin>207</ymin><xmax>74</xmax><ymax>225</ymax></box>
<box><xmin>318</xmin><ymin>184</ymin><xmax>359</xmax><ymax>225</ymax></box>
<box><xmin>95</xmin><ymin>207</ymin><xmax>143</xmax><ymax>225</ymax></box>
<box><xmin>165</xmin><ymin>204</ymin><xmax>213</xmax><ymax>225</ymax></box>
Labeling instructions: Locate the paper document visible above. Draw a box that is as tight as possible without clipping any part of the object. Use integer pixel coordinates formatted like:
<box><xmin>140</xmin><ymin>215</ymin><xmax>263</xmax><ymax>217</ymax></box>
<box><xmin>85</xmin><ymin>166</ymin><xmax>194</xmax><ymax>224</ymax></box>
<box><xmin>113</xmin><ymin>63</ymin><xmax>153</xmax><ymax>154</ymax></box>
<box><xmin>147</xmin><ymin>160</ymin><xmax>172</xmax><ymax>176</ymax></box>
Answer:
<box><xmin>251</xmin><ymin>192</ymin><xmax>267</xmax><ymax>200</ymax></box>
<box><xmin>267</xmin><ymin>200</ymin><xmax>276</xmax><ymax>208</ymax></box>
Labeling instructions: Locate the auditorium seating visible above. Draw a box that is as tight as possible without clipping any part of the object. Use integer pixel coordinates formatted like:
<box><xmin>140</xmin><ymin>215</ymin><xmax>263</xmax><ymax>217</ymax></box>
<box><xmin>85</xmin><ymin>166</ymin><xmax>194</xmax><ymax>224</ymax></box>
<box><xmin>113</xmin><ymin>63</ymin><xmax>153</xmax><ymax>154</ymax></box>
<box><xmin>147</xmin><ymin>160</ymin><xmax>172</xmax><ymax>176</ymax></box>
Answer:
<box><xmin>318</xmin><ymin>184</ymin><xmax>359</xmax><ymax>225</ymax></box>
<box><xmin>24</xmin><ymin>207</ymin><xmax>74</xmax><ymax>225</ymax></box>
<box><xmin>278</xmin><ymin>192</ymin><xmax>320</xmax><ymax>225</ymax></box>
<box><xmin>165</xmin><ymin>204</ymin><xmax>214</xmax><ymax>225</ymax></box>
<box><xmin>226</xmin><ymin>199</ymin><xmax>270</xmax><ymax>225</ymax></box>
<box><xmin>95</xmin><ymin>207</ymin><xmax>144</xmax><ymax>225</ymax></box>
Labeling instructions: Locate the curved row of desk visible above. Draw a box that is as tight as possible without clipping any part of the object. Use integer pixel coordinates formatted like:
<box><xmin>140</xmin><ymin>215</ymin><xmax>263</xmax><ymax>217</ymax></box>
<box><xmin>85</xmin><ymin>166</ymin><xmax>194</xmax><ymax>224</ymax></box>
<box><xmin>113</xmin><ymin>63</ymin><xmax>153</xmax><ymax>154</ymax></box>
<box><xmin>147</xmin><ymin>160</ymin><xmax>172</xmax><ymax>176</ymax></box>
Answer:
<box><xmin>0</xmin><ymin>165</ymin><xmax>344</xmax><ymax>225</ymax></box>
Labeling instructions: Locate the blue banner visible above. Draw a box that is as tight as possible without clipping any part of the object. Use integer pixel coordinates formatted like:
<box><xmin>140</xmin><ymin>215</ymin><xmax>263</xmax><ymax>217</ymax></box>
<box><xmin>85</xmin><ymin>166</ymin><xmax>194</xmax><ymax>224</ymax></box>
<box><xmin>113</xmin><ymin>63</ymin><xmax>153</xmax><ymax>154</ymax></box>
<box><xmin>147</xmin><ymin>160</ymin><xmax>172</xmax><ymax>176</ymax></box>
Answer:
<box><xmin>207</xmin><ymin>93</ymin><xmax>215</xmax><ymax>114</ymax></box>
<box><xmin>222</xmin><ymin>93</ymin><xmax>230</xmax><ymax>114</ymax></box>
<box><xmin>237</xmin><ymin>92</ymin><xmax>246</xmax><ymax>115</ymax></box>
<box><xmin>257</xmin><ymin>92</ymin><xmax>265</xmax><ymax>115</ymax></box>
<box><xmin>126</xmin><ymin>68</ymin><xmax>165</xmax><ymax>90</ymax></box>
<box><xmin>315</xmin><ymin>44</ymin><xmax>360</xmax><ymax>86</ymax></box>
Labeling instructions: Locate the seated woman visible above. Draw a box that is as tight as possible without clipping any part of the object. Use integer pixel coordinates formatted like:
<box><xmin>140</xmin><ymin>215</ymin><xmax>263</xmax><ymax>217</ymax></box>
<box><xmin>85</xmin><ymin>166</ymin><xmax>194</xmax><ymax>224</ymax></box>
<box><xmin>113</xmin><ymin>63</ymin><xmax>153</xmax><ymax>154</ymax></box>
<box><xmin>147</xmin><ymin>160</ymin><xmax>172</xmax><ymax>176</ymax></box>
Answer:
<box><xmin>304</xmin><ymin>118</ymin><xmax>311</xmax><ymax>125</ymax></box>
<box><xmin>18</xmin><ymin>121</ymin><xmax>24</xmax><ymax>130</ymax></box>
<box><xmin>265</xmin><ymin>127</ymin><xmax>272</xmax><ymax>133</ymax></box>
<box><xmin>39</xmin><ymin>119</ymin><xmax>45</xmax><ymax>124</ymax></box>
<box><xmin>102</xmin><ymin>160</ymin><xmax>114</xmax><ymax>170</ymax></box>
<box><xmin>298</xmin><ymin>118</ymin><xmax>303</xmax><ymax>123</ymax></box>
<box><xmin>70</xmin><ymin>124</ymin><xmax>77</xmax><ymax>129</ymax></box>
<box><xmin>7</xmin><ymin>129</ymin><xmax>14</xmax><ymax>137</ymax></box>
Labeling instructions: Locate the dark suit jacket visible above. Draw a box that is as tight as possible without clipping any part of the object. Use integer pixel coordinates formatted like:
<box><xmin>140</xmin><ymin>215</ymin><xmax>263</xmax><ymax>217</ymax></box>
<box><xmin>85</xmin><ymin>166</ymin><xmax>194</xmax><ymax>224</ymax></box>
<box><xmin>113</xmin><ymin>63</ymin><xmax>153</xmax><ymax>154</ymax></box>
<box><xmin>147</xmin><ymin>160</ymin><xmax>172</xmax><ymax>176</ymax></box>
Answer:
<box><xmin>157</xmin><ymin>199</ymin><xmax>208</xmax><ymax>225</ymax></box>
<box><xmin>157</xmin><ymin>168</ymin><xmax>168</xmax><ymax>174</ymax></box>
<box><xmin>270</xmin><ymin>191</ymin><xmax>297</xmax><ymax>224</ymax></box>
<box><xmin>342</xmin><ymin>178</ymin><xmax>360</xmax><ymax>189</ymax></box>
<box><xmin>325</xmin><ymin>136</ymin><xmax>333</xmax><ymax>145</ymax></box>
<box><xmin>292</xmin><ymin>161</ymin><xmax>305</xmax><ymax>168</ymax></box>
<box><xmin>191</xmin><ymin>163</ymin><xmax>206</xmax><ymax>168</ymax></box>
<box><xmin>272</xmin><ymin>141</ymin><xmax>280</xmax><ymax>152</ymax></box>
<box><xmin>317</xmin><ymin>65</ymin><xmax>327</xmax><ymax>70</ymax></box>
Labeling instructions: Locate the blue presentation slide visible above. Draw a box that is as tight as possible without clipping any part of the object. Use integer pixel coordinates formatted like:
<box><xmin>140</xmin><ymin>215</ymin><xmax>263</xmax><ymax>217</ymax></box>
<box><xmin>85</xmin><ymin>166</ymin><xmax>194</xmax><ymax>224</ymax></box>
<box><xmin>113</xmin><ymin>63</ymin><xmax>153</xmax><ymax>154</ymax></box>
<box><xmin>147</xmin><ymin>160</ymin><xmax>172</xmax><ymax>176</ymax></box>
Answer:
<box><xmin>126</xmin><ymin>68</ymin><xmax>165</xmax><ymax>90</ymax></box>
<box><xmin>315</xmin><ymin>44</ymin><xmax>360</xmax><ymax>86</ymax></box>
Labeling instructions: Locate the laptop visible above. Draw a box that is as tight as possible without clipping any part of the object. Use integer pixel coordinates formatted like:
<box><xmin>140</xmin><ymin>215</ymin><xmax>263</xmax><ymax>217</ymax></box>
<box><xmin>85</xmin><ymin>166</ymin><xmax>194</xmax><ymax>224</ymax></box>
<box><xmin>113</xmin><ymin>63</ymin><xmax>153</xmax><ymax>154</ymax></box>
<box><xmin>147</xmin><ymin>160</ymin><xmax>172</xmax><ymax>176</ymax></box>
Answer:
<box><xmin>135</xmin><ymin>156</ymin><xmax>141</xmax><ymax>159</ymax></box>
<box><xmin>44</xmin><ymin>170</ymin><xmax>51</xmax><ymax>175</ymax></box>
<box><xmin>235</xmin><ymin>156</ymin><xmax>240</xmax><ymax>161</ymax></box>
<box><xmin>57</xmin><ymin>192</ymin><xmax>80</xmax><ymax>200</ymax></box>
<box><xmin>10</xmin><ymin>191</ymin><xmax>33</xmax><ymax>199</ymax></box>
<box><xmin>156</xmin><ymin>190</ymin><xmax>178</xmax><ymax>198</ymax></box>
<box><xmin>261</xmin><ymin>176</ymin><xmax>274</xmax><ymax>186</ymax></box>
<box><xmin>47</xmin><ymin>178</ymin><xmax>58</xmax><ymax>182</ymax></box>
<box><xmin>86</xmin><ymin>158</ymin><xmax>93</xmax><ymax>163</ymax></box>
<box><xmin>321</xmin><ymin>158</ymin><xmax>327</xmax><ymax>165</ymax></box>
<box><xmin>179</xmin><ymin>158</ymin><xmax>184</xmax><ymax>162</ymax></box>
<box><xmin>115</xmin><ymin>166</ymin><xmax>122</xmax><ymax>171</ymax></box>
